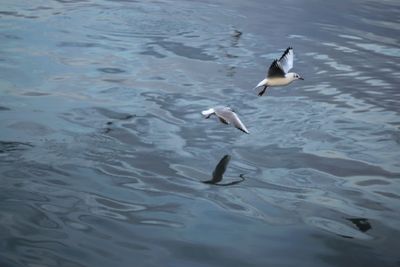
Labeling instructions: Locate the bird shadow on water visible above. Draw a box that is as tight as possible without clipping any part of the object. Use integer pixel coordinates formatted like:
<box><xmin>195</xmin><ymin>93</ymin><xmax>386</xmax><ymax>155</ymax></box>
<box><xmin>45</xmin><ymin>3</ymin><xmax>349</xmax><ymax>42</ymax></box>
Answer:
<box><xmin>202</xmin><ymin>154</ymin><xmax>245</xmax><ymax>186</ymax></box>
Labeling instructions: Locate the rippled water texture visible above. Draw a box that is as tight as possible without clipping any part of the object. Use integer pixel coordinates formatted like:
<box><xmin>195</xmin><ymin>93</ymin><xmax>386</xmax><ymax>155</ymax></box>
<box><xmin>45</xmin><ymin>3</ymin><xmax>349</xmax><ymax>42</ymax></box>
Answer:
<box><xmin>1</xmin><ymin>0</ymin><xmax>400</xmax><ymax>266</ymax></box>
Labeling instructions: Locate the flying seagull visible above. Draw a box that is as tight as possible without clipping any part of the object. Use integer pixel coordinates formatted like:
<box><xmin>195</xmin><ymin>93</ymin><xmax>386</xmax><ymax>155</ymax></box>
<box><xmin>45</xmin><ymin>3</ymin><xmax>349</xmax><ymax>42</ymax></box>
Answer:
<box><xmin>201</xmin><ymin>106</ymin><xmax>249</xmax><ymax>134</ymax></box>
<box><xmin>254</xmin><ymin>47</ymin><xmax>304</xmax><ymax>96</ymax></box>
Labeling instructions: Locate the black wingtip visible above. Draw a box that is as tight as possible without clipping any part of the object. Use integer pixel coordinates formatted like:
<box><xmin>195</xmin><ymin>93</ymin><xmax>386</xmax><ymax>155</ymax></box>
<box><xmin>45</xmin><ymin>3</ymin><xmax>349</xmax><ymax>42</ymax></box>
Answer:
<box><xmin>238</xmin><ymin>127</ymin><xmax>250</xmax><ymax>134</ymax></box>
<box><xmin>284</xmin><ymin>47</ymin><xmax>292</xmax><ymax>53</ymax></box>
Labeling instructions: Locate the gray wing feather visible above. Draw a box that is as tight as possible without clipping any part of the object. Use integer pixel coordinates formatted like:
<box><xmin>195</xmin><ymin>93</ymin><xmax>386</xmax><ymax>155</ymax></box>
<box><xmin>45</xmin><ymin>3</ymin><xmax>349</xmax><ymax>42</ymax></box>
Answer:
<box><xmin>267</xmin><ymin>60</ymin><xmax>286</xmax><ymax>78</ymax></box>
<box><xmin>216</xmin><ymin>108</ymin><xmax>249</xmax><ymax>134</ymax></box>
<box><xmin>278</xmin><ymin>47</ymin><xmax>294</xmax><ymax>74</ymax></box>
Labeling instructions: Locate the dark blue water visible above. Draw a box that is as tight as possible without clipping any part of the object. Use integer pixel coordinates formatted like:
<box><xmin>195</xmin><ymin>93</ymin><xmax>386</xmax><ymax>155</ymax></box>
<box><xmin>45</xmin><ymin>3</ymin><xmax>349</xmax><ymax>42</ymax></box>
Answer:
<box><xmin>1</xmin><ymin>0</ymin><xmax>400</xmax><ymax>266</ymax></box>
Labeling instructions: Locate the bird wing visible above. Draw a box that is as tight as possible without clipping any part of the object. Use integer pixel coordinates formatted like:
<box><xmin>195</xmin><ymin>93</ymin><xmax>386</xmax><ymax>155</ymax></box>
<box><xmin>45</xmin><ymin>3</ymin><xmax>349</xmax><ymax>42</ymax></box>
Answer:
<box><xmin>267</xmin><ymin>47</ymin><xmax>294</xmax><ymax>77</ymax></box>
<box><xmin>217</xmin><ymin>108</ymin><xmax>249</xmax><ymax>134</ymax></box>
<box><xmin>278</xmin><ymin>47</ymin><xmax>294</xmax><ymax>73</ymax></box>
<box><xmin>267</xmin><ymin>60</ymin><xmax>286</xmax><ymax>78</ymax></box>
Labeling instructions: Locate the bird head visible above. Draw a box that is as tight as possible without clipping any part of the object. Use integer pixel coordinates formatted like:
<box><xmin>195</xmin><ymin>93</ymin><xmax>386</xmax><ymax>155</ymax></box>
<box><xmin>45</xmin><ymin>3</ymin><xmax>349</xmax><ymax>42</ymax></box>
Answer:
<box><xmin>293</xmin><ymin>73</ymin><xmax>304</xmax><ymax>80</ymax></box>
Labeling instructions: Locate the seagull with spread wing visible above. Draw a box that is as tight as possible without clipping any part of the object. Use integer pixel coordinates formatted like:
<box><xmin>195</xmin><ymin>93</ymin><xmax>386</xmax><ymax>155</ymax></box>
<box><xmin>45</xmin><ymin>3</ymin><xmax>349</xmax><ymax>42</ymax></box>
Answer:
<box><xmin>254</xmin><ymin>47</ymin><xmax>304</xmax><ymax>96</ymax></box>
<box><xmin>201</xmin><ymin>106</ymin><xmax>249</xmax><ymax>134</ymax></box>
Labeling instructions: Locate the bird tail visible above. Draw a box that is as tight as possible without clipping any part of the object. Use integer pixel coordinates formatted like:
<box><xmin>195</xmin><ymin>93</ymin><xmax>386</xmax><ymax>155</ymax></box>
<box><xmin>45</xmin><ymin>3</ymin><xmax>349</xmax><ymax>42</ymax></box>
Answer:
<box><xmin>253</xmin><ymin>78</ymin><xmax>268</xmax><ymax>90</ymax></box>
<box><xmin>201</xmin><ymin>108</ymin><xmax>215</xmax><ymax>118</ymax></box>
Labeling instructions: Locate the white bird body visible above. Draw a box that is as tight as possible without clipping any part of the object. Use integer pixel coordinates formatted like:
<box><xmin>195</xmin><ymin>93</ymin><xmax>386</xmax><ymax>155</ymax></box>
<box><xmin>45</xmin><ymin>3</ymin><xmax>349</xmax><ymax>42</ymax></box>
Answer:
<box><xmin>256</xmin><ymin>73</ymin><xmax>298</xmax><ymax>88</ymax></box>
<box><xmin>254</xmin><ymin>47</ymin><xmax>303</xmax><ymax>96</ymax></box>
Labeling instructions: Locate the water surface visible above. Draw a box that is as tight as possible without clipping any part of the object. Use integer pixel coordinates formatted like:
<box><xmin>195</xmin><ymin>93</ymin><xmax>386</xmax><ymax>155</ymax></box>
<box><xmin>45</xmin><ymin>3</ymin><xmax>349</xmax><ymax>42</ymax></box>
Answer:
<box><xmin>1</xmin><ymin>0</ymin><xmax>400</xmax><ymax>266</ymax></box>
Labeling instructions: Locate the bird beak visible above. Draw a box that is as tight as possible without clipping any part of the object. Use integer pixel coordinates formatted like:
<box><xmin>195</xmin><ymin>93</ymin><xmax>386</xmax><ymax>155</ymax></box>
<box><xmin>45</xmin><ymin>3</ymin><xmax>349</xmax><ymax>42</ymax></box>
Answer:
<box><xmin>299</xmin><ymin>77</ymin><xmax>304</xmax><ymax>80</ymax></box>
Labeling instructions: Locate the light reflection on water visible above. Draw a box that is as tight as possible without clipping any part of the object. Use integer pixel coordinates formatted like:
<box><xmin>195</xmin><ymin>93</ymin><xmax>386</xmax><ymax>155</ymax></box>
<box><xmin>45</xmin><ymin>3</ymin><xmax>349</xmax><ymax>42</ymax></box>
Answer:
<box><xmin>1</xmin><ymin>0</ymin><xmax>400</xmax><ymax>266</ymax></box>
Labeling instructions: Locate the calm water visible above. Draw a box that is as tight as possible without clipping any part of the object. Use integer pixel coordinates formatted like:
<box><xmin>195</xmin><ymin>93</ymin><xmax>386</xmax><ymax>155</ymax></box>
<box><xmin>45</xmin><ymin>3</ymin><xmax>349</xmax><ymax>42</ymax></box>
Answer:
<box><xmin>1</xmin><ymin>0</ymin><xmax>400</xmax><ymax>266</ymax></box>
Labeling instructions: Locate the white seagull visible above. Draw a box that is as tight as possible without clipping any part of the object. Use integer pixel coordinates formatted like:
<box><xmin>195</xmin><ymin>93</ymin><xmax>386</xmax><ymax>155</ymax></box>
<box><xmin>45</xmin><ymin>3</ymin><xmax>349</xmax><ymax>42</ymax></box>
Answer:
<box><xmin>254</xmin><ymin>47</ymin><xmax>304</xmax><ymax>96</ymax></box>
<box><xmin>201</xmin><ymin>106</ymin><xmax>249</xmax><ymax>134</ymax></box>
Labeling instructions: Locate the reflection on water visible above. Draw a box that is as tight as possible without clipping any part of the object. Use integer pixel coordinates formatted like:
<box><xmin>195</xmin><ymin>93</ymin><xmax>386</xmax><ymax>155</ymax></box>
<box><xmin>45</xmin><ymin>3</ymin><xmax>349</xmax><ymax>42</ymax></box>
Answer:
<box><xmin>1</xmin><ymin>0</ymin><xmax>400</xmax><ymax>266</ymax></box>
<box><xmin>202</xmin><ymin>154</ymin><xmax>245</xmax><ymax>186</ymax></box>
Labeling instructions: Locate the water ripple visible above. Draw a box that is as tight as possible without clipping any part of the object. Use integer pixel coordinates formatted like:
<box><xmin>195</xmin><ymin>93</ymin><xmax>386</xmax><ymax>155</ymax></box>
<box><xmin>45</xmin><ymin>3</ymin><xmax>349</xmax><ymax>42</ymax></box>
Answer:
<box><xmin>305</xmin><ymin>217</ymin><xmax>373</xmax><ymax>240</ymax></box>
<box><xmin>1</xmin><ymin>0</ymin><xmax>400</xmax><ymax>266</ymax></box>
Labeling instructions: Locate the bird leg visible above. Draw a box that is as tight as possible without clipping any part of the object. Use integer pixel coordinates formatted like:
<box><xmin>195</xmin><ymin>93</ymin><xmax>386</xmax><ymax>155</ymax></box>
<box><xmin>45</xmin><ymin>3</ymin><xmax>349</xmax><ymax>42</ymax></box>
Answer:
<box><xmin>258</xmin><ymin>86</ymin><xmax>268</xmax><ymax>96</ymax></box>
